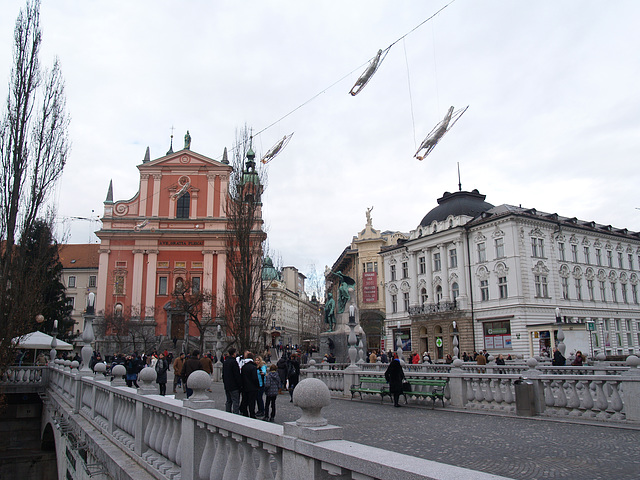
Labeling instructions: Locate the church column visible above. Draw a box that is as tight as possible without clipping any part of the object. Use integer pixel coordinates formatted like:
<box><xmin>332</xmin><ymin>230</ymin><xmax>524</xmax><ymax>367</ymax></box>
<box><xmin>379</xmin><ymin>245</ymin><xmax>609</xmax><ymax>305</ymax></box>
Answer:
<box><xmin>219</xmin><ymin>174</ymin><xmax>228</xmax><ymax>218</ymax></box>
<box><xmin>206</xmin><ymin>174</ymin><xmax>216</xmax><ymax>218</ymax></box>
<box><xmin>131</xmin><ymin>249</ymin><xmax>145</xmax><ymax>317</ymax></box>
<box><xmin>190</xmin><ymin>190</ymin><xmax>198</xmax><ymax>220</ymax></box>
<box><xmin>425</xmin><ymin>247</ymin><xmax>433</xmax><ymax>302</ymax></box>
<box><xmin>202</xmin><ymin>249</ymin><xmax>215</xmax><ymax>318</ymax></box>
<box><xmin>440</xmin><ymin>243</ymin><xmax>450</xmax><ymax>301</ymax></box>
<box><xmin>144</xmin><ymin>250</ymin><xmax>158</xmax><ymax>319</ymax></box>
<box><xmin>216</xmin><ymin>251</ymin><xmax>226</xmax><ymax>311</ymax></box>
<box><xmin>138</xmin><ymin>174</ymin><xmax>149</xmax><ymax>217</ymax></box>
<box><xmin>152</xmin><ymin>174</ymin><xmax>162</xmax><ymax>217</ymax></box>
<box><xmin>454</xmin><ymin>238</ymin><xmax>467</xmax><ymax>305</ymax></box>
<box><xmin>96</xmin><ymin>248</ymin><xmax>110</xmax><ymax>315</ymax></box>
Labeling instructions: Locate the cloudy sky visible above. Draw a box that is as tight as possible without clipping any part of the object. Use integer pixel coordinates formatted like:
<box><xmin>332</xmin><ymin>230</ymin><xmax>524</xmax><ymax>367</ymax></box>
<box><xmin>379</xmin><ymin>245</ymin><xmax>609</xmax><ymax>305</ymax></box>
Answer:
<box><xmin>2</xmin><ymin>0</ymin><xmax>639</xmax><ymax>284</ymax></box>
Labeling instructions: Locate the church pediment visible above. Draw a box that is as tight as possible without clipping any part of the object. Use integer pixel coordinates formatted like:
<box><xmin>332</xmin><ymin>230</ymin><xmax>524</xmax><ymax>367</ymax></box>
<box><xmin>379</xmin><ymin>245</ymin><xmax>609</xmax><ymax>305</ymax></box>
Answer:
<box><xmin>140</xmin><ymin>149</ymin><xmax>232</xmax><ymax>171</ymax></box>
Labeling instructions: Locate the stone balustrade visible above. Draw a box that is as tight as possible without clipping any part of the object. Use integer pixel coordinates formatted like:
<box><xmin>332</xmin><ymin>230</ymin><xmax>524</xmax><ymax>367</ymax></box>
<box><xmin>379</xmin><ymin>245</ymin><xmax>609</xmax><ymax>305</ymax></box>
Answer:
<box><xmin>43</xmin><ymin>363</ymin><xmax>513</xmax><ymax>480</ymax></box>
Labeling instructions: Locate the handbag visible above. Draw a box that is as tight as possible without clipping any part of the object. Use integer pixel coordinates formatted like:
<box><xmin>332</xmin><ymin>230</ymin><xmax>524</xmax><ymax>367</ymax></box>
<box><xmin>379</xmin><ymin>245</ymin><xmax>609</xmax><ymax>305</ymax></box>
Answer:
<box><xmin>402</xmin><ymin>381</ymin><xmax>412</xmax><ymax>392</ymax></box>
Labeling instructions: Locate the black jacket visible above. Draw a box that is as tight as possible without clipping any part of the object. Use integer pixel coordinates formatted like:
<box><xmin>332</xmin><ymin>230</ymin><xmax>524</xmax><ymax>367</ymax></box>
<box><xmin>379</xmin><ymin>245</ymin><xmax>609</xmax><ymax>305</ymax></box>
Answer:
<box><xmin>240</xmin><ymin>360</ymin><xmax>260</xmax><ymax>393</ymax></box>
<box><xmin>222</xmin><ymin>356</ymin><xmax>242</xmax><ymax>391</ymax></box>
<box><xmin>384</xmin><ymin>359</ymin><xmax>405</xmax><ymax>393</ymax></box>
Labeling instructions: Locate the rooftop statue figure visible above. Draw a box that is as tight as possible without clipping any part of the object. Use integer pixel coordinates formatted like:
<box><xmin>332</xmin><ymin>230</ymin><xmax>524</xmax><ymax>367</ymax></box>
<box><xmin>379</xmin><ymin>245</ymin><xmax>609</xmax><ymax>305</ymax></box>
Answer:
<box><xmin>184</xmin><ymin>130</ymin><xmax>191</xmax><ymax>150</ymax></box>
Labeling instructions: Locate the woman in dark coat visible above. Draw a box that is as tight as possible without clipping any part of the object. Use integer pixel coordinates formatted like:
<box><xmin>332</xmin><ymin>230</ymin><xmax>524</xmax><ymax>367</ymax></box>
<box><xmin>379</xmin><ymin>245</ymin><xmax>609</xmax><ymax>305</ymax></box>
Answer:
<box><xmin>384</xmin><ymin>354</ymin><xmax>405</xmax><ymax>407</ymax></box>
<box><xmin>155</xmin><ymin>353</ymin><xmax>169</xmax><ymax>396</ymax></box>
<box><xmin>276</xmin><ymin>355</ymin><xmax>288</xmax><ymax>391</ymax></box>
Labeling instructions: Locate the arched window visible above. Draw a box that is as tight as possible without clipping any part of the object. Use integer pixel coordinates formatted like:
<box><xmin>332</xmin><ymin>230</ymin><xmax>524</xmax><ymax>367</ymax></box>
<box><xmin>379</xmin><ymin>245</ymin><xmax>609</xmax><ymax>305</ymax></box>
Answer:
<box><xmin>176</xmin><ymin>192</ymin><xmax>190</xmax><ymax>218</ymax></box>
<box><xmin>452</xmin><ymin>282</ymin><xmax>459</xmax><ymax>300</ymax></box>
<box><xmin>421</xmin><ymin>288</ymin><xmax>428</xmax><ymax>305</ymax></box>
<box><xmin>114</xmin><ymin>303</ymin><xmax>123</xmax><ymax>317</ymax></box>
<box><xmin>436</xmin><ymin>285</ymin><xmax>443</xmax><ymax>303</ymax></box>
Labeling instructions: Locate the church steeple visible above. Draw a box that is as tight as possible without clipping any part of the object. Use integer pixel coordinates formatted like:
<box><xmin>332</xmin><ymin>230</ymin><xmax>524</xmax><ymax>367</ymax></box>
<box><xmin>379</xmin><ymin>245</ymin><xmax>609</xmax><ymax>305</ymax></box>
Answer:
<box><xmin>143</xmin><ymin>146</ymin><xmax>150</xmax><ymax>163</ymax></box>
<box><xmin>105</xmin><ymin>180</ymin><xmax>113</xmax><ymax>204</ymax></box>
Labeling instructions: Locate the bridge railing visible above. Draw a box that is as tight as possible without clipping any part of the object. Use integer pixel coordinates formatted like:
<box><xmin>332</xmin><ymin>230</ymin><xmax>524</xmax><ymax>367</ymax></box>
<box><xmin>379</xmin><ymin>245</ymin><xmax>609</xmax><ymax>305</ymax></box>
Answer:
<box><xmin>303</xmin><ymin>356</ymin><xmax>640</xmax><ymax>423</ymax></box>
<box><xmin>45</xmin><ymin>361</ymin><xmax>513</xmax><ymax>480</ymax></box>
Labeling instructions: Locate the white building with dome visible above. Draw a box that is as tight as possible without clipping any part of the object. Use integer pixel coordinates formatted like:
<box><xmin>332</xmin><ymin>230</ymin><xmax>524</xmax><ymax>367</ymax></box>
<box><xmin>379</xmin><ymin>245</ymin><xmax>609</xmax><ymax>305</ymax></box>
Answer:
<box><xmin>380</xmin><ymin>188</ymin><xmax>640</xmax><ymax>360</ymax></box>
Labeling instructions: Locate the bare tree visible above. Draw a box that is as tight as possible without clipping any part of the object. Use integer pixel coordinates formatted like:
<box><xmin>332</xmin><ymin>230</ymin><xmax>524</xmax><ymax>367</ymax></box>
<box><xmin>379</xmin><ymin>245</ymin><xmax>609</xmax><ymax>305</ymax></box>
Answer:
<box><xmin>221</xmin><ymin>126</ymin><xmax>267</xmax><ymax>354</ymax></box>
<box><xmin>0</xmin><ymin>0</ymin><xmax>70</xmax><ymax>372</ymax></box>
<box><xmin>95</xmin><ymin>306</ymin><xmax>159</xmax><ymax>355</ymax></box>
<box><xmin>170</xmin><ymin>279</ymin><xmax>214</xmax><ymax>353</ymax></box>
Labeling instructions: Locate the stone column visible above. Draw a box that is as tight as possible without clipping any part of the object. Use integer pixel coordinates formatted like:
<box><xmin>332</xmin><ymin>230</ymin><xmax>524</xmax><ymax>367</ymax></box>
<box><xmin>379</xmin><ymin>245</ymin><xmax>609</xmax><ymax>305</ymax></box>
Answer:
<box><xmin>206</xmin><ymin>174</ymin><xmax>216</xmax><ymax>218</ymax></box>
<box><xmin>138</xmin><ymin>173</ymin><xmax>149</xmax><ymax>216</ymax></box>
<box><xmin>203</xmin><ymin>249</ymin><xmax>215</xmax><ymax>317</ymax></box>
<box><xmin>131</xmin><ymin>249</ymin><xmax>145</xmax><ymax>316</ymax></box>
<box><xmin>408</xmin><ymin>251</ymin><xmax>418</xmax><ymax>307</ymax></box>
<box><xmin>621</xmin><ymin>355</ymin><xmax>640</xmax><ymax>421</ymax></box>
<box><xmin>151</xmin><ymin>174</ymin><xmax>161</xmax><ymax>217</ymax></box>
<box><xmin>448</xmin><ymin>358</ymin><xmax>467</xmax><ymax>407</ymax></box>
<box><xmin>145</xmin><ymin>250</ymin><xmax>158</xmax><ymax>319</ymax></box>
<box><xmin>440</xmin><ymin>243</ymin><xmax>450</xmax><ymax>301</ymax></box>
<box><xmin>425</xmin><ymin>247</ymin><xmax>433</xmax><ymax>301</ymax></box>
<box><xmin>96</xmin><ymin>248</ymin><xmax>110</xmax><ymax>314</ymax></box>
<box><xmin>219</xmin><ymin>174</ymin><xmax>228</xmax><ymax>218</ymax></box>
<box><xmin>215</xmin><ymin>251</ymin><xmax>226</xmax><ymax>307</ymax></box>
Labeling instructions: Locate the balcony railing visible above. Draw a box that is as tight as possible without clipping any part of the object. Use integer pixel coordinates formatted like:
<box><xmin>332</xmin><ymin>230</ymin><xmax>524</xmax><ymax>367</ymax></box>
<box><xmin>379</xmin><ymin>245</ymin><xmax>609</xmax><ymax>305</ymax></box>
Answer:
<box><xmin>409</xmin><ymin>300</ymin><xmax>457</xmax><ymax>315</ymax></box>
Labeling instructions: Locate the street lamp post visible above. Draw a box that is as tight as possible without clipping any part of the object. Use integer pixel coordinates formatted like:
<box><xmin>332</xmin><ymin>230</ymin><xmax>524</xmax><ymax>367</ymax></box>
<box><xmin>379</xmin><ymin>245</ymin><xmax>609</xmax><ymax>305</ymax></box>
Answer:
<box><xmin>555</xmin><ymin>307</ymin><xmax>566</xmax><ymax>357</ymax></box>
<box><xmin>452</xmin><ymin>320</ymin><xmax>459</xmax><ymax>359</ymax></box>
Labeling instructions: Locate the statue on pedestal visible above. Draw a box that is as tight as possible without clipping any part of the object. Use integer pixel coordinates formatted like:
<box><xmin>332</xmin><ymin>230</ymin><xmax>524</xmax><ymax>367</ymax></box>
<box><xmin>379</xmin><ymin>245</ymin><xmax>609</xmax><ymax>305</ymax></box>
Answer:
<box><xmin>324</xmin><ymin>293</ymin><xmax>336</xmax><ymax>332</ymax></box>
<box><xmin>332</xmin><ymin>271</ymin><xmax>355</xmax><ymax>314</ymax></box>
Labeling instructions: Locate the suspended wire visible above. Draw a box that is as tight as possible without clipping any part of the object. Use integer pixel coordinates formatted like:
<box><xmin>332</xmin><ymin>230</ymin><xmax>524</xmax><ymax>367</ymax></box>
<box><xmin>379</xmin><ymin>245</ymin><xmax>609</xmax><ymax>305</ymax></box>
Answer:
<box><xmin>403</xmin><ymin>38</ymin><xmax>417</xmax><ymax>150</ymax></box>
<box><xmin>252</xmin><ymin>0</ymin><xmax>456</xmax><ymax>140</ymax></box>
<box><xmin>431</xmin><ymin>20</ymin><xmax>440</xmax><ymax>113</ymax></box>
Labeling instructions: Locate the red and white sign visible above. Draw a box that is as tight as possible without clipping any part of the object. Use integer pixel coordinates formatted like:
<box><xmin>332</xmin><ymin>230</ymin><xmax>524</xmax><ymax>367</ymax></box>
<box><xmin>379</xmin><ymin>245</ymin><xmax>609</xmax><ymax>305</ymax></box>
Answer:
<box><xmin>363</xmin><ymin>272</ymin><xmax>378</xmax><ymax>303</ymax></box>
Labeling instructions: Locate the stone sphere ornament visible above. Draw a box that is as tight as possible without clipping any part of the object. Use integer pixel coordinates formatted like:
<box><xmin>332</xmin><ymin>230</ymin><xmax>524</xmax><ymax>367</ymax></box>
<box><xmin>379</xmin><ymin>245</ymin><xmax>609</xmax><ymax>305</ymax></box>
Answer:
<box><xmin>293</xmin><ymin>378</ymin><xmax>331</xmax><ymax>427</ymax></box>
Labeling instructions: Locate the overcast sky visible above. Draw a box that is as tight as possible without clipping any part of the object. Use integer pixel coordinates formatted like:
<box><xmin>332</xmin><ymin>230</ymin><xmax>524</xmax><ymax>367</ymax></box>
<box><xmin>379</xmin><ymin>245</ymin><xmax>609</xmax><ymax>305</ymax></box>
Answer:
<box><xmin>2</xmin><ymin>0</ymin><xmax>639</xmax><ymax>284</ymax></box>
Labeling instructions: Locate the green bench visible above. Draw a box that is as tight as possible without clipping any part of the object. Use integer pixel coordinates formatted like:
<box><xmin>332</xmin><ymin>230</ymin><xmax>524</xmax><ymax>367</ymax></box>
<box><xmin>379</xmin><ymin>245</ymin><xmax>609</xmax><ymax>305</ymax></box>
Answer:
<box><xmin>350</xmin><ymin>376</ymin><xmax>391</xmax><ymax>403</ymax></box>
<box><xmin>404</xmin><ymin>378</ymin><xmax>447</xmax><ymax>409</ymax></box>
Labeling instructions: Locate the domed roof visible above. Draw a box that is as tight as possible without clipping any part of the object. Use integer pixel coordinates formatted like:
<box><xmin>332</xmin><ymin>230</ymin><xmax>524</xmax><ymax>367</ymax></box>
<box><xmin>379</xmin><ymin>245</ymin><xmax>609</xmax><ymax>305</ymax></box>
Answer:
<box><xmin>262</xmin><ymin>257</ymin><xmax>280</xmax><ymax>281</ymax></box>
<box><xmin>420</xmin><ymin>189</ymin><xmax>494</xmax><ymax>226</ymax></box>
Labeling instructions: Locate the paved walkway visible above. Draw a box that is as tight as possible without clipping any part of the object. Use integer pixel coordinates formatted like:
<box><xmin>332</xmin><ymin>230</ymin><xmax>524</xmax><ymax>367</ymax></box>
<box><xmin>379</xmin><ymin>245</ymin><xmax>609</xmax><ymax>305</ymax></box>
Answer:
<box><xmin>172</xmin><ymin>376</ymin><xmax>640</xmax><ymax>480</ymax></box>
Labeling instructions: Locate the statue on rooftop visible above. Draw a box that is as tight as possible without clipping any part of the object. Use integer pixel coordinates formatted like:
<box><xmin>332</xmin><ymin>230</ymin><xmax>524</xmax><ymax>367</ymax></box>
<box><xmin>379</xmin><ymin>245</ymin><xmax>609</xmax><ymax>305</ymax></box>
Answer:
<box><xmin>184</xmin><ymin>130</ymin><xmax>191</xmax><ymax>150</ymax></box>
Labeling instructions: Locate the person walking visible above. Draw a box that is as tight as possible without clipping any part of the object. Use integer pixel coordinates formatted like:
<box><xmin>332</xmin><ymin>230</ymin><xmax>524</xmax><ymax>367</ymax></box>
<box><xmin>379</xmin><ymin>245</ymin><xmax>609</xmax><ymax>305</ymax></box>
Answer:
<box><xmin>172</xmin><ymin>352</ymin><xmax>186</xmax><ymax>394</ymax></box>
<box><xmin>222</xmin><ymin>348</ymin><xmax>242</xmax><ymax>414</ymax></box>
<box><xmin>263</xmin><ymin>364</ymin><xmax>281</xmax><ymax>422</ymax></box>
<box><xmin>255</xmin><ymin>356</ymin><xmax>268</xmax><ymax>417</ymax></box>
<box><xmin>182</xmin><ymin>350</ymin><xmax>203</xmax><ymax>398</ymax></box>
<box><xmin>155</xmin><ymin>353</ymin><xmax>169</xmax><ymax>396</ymax></box>
<box><xmin>384</xmin><ymin>353</ymin><xmax>405</xmax><ymax>407</ymax></box>
<box><xmin>276</xmin><ymin>355</ymin><xmax>288</xmax><ymax>393</ymax></box>
<box><xmin>286</xmin><ymin>353</ymin><xmax>301</xmax><ymax>402</ymax></box>
<box><xmin>240</xmin><ymin>352</ymin><xmax>259</xmax><ymax>418</ymax></box>
<box><xmin>552</xmin><ymin>347</ymin><xmax>566</xmax><ymax>366</ymax></box>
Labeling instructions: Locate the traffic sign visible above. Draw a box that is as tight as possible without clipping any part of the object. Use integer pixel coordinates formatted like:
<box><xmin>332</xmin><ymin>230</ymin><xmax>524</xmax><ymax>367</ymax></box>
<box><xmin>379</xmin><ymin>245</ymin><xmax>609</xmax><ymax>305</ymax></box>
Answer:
<box><xmin>586</xmin><ymin>322</ymin><xmax>596</xmax><ymax>332</ymax></box>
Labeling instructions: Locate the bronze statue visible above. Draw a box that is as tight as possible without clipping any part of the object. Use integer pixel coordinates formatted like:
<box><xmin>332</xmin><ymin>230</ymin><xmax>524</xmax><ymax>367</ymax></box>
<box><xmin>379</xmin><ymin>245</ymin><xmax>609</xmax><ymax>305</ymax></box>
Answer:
<box><xmin>333</xmin><ymin>271</ymin><xmax>355</xmax><ymax>314</ymax></box>
<box><xmin>324</xmin><ymin>293</ymin><xmax>336</xmax><ymax>332</ymax></box>
<box><xmin>184</xmin><ymin>130</ymin><xmax>191</xmax><ymax>150</ymax></box>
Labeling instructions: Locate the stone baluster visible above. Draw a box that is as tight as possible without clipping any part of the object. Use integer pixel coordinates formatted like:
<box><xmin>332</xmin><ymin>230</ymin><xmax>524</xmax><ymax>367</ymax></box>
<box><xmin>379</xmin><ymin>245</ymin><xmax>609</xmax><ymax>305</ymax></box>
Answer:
<box><xmin>543</xmin><ymin>379</ymin><xmax>555</xmax><ymax>408</ymax></box>
<box><xmin>197</xmin><ymin>425</ymin><xmax>215</xmax><ymax>480</ymax></box>
<box><xmin>566</xmin><ymin>379</ymin><xmax>581</xmax><ymax>415</ymax></box>
<box><xmin>466</xmin><ymin>378</ymin><xmax>475</xmax><ymax>403</ymax></box>
<box><xmin>222</xmin><ymin>433</ymin><xmax>243</xmax><ymax>479</ymax></box>
<box><xmin>155</xmin><ymin>411</ymin><xmax>168</xmax><ymax>455</ymax></box>
<box><xmin>502</xmin><ymin>379</ymin><xmax>514</xmax><ymax>407</ymax></box>
<box><xmin>578</xmin><ymin>380</ymin><xmax>594</xmax><ymax>417</ymax></box>
<box><xmin>263</xmin><ymin>444</ymin><xmax>282</xmax><ymax>480</ymax></box>
<box><xmin>238</xmin><ymin>440</ymin><xmax>258</xmax><ymax>479</ymax></box>
<box><xmin>161</xmin><ymin>414</ymin><xmax>174</xmax><ymax>459</ymax></box>
<box><xmin>168</xmin><ymin>414</ymin><xmax>181</xmax><ymax>465</ymax></box>
<box><xmin>554</xmin><ymin>380</ymin><xmax>568</xmax><ymax>412</ymax></box>
<box><xmin>210</xmin><ymin>429</ymin><xmax>229</xmax><ymax>480</ymax></box>
<box><xmin>483</xmin><ymin>378</ymin><xmax>494</xmax><ymax>404</ymax></box>
<box><xmin>357</xmin><ymin>338</ymin><xmax>365</xmax><ymax>364</ymax></box>
<box><xmin>492</xmin><ymin>379</ymin><xmax>503</xmax><ymax>405</ymax></box>
<box><xmin>608</xmin><ymin>380</ymin><xmax>624</xmax><ymax>420</ymax></box>
<box><xmin>143</xmin><ymin>406</ymin><xmax>154</xmax><ymax>449</ymax></box>
<box><xmin>594</xmin><ymin>380</ymin><xmax>609</xmax><ymax>419</ymax></box>
<box><xmin>255</xmin><ymin>443</ymin><xmax>277</xmax><ymax>480</ymax></box>
<box><xmin>474</xmin><ymin>378</ymin><xmax>484</xmax><ymax>402</ymax></box>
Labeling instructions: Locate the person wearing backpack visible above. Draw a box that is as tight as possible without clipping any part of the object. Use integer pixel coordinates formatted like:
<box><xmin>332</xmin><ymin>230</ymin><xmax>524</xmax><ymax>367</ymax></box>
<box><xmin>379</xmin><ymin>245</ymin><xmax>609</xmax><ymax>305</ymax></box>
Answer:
<box><xmin>263</xmin><ymin>364</ymin><xmax>281</xmax><ymax>422</ymax></box>
<box><xmin>286</xmin><ymin>353</ymin><xmax>300</xmax><ymax>402</ymax></box>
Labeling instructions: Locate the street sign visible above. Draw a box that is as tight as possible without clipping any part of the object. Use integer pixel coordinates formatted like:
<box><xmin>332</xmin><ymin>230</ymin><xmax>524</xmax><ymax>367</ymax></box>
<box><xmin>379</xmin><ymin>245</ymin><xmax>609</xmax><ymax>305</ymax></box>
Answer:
<box><xmin>586</xmin><ymin>322</ymin><xmax>596</xmax><ymax>332</ymax></box>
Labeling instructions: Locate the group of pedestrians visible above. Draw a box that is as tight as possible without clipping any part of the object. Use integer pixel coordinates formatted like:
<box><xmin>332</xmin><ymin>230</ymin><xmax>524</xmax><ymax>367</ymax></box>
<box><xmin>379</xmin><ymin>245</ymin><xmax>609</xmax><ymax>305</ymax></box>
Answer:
<box><xmin>222</xmin><ymin>348</ymin><xmax>300</xmax><ymax>422</ymax></box>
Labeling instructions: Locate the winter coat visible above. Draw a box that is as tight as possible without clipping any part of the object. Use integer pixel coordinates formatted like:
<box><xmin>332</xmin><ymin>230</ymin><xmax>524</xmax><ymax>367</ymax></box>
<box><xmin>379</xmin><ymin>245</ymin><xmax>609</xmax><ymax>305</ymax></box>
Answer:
<box><xmin>155</xmin><ymin>358</ymin><xmax>169</xmax><ymax>384</ymax></box>
<box><xmin>182</xmin><ymin>356</ymin><xmax>202</xmax><ymax>380</ymax></box>
<box><xmin>264</xmin><ymin>371</ymin><xmax>281</xmax><ymax>397</ymax></box>
<box><xmin>384</xmin><ymin>359</ymin><xmax>405</xmax><ymax>394</ymax></box>
<box><xmin>276</xmin><ymin>357</ymin><xmax>287</xmax><ymax>384</ymax></box>
<box><xmin>240</xmin><ymin>360</ymin><xmax>260</xmax><ymax>393</ymax></box>
<box><xmin>257</xmin><ymin>364</ymin><xmax>267</xmax><ymax>387</ymax></box>
<box><xmin>222</xmin><ymin>356</ymin><xmax>242</xmax><ymax>391</ymax></box>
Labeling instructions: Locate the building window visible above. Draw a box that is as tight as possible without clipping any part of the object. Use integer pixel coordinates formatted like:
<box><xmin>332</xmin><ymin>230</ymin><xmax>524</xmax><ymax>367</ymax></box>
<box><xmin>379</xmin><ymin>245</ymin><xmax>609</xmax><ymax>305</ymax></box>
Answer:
<box><xmin>192</xmin><ymin>276</ymin><xmax>201</xmax><ymax>294</ymax></box>
<box><xmin>534</xmin><ymin>275</ymin><xmax>548</xmax><ymax>298</ymax></box>
<box><xmin>498</xmin><ymin>277</ymin><xmax>508</xmax><ymax>299</ymax></box>
<box><xmin>618</xmin><ymin>252</ymin><xmax>624</xmax><ymax>269</ymax></box>
<box><xmin>402</xmin><ymin>262</ymin><xmax>408</xmax><ymax>279</ymax></box>
<box><xmin>629</xmin><ymin>254</ymin><xmax>634</xmax><ymax>271</ymax></box>
<box><xmin>587</xmin><ymin>279</ymin><xmax>594</xmax><ymax>301</ymax></box>
<box><xmin>88</xmin><ymin>275</ymin><xmax>97</xmax><ymax>288</ymax></box>
<box><xmin>66</xmin><ymin>297</ymin><xmax>75</xmax><ymax>310</ymax></box>
<box><xmin>495</xmin><ymin>238</ymin><xmax>505</xmax><ymax>259</ymax></box>
<box><xmin>403</xmin><ymin>292</ymin><xmax>410</xmax><ymax>312</ymax></box>
<box><xmin>390</xmin><ymin>265</ymin><xmax>396</xmax><ymax>281</ymax></box>
<box><xmin>477</xmin><ymin>242</ymin><xmax>486</xmax><ymax>263</ymax></box>
<box><xmin>575</xmin><ymin>278</ymin><xmax>582</xmax><ymax>300</ymax></box>
<box><xmin>158</xmin><ymin>276</ymin><xmax>168</xmax><ymax>295</ymax></box>
<box><xmin>68</xmin><ymin>276</ymin><xmax>76</xmax><ymax>288</ymax></box>
<box><xmin>596</xmin><ymin>248</ymin><xmax>602</xmax><ymax>266</ymax></box>
<box><xmin>622</xmin><ymin>283</ymin><xmax>628</xmax><ymax>303</ymax></box>
<box><xmin>632</xmin><ymin>284</ymin><xmax>638</xmax><ymax>304</ymax></box>
<box><xmin>114</xmin><ymin>303</ymin><xmax>123</xmax><ymax>317</ymax></box>
<box><xmin>599</xmin><ymin>281</ymin><xmax>607</xmax><ymax>302</ymax></box>
<box><xmin>561</xmin><ymin>277</ymin><xmax>569</xmax><ymax>300</ymax></box>
<box><xmin>558</xmin><ymin>242</ymin><xmax>565</xmax><ymax>261</ymax></box>
<box><xmin>611</xmin><ymin>282</ymin><xmax>618</xmax><ymax>303</ymax></box>
<box><xmin>436</xmin><ymin>285</ymin><xmax>443</xmax><ymax>303</ymax></box>
<box><xmin>571</xmin><ymin>244</ymin><xmax>579</xmax><ymax>263</ymax></box>
<box><xmin>391</xmin><ymin>294</ymin><xmax>397</xmax><ymax>313</ymax></box>
<box><xmin>531</xmin><ymin>238</ymin><xmax>545</xmax><ymax>258</ymax></box>
<box><xmin>114</xmin><ymin>275</ymin><xmax>125</xmax><ymax>295</ymax></box>
<box><xmin>449</xmin><ymin>248</ymin><xmax>458</xmax><ymax>268</ymax></box>
<box><xmin>584</xmin><ymin>247</ymin><xmax>591</xmax><ymax>265</ymax></box>
<box><xmin>176</xmin><ymin>191</ymin><xmax>190</xmax><ymax>218</ymax></box>
<box><xmin>607</xmin><ymin>250</ymin><xmax>613</xmax><ymax>268</ymax></box>
<box><xmin>420</xmin><ymin>288</ymin><xmax>428</xmax><ymax>305</ymax></box>
<box><xmin>433</xmin><ymin>252</ymin><xmax>441</xmax><ymax>272</ymax></box>
<box><xmin>452</xmin><ymin>282</ymin><xmax>459</xmax><ymax>301</ymax></box>
<box><xmin>418</xmin><ymin>256</ymin><xmax>426</xmax><ymax>275</ymax></box>
<box><xmin>480</xmin><ymin>280</ymin><xmax>489</xmax><ymax>301</ymax></box>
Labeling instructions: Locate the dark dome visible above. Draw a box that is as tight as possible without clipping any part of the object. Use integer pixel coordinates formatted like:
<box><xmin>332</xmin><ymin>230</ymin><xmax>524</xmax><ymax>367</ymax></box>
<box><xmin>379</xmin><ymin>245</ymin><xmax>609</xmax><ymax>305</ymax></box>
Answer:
<box><xmin>420</xmin><ymin>189</ymin><xmax>493</xmax><ymax>226</ymax></box>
